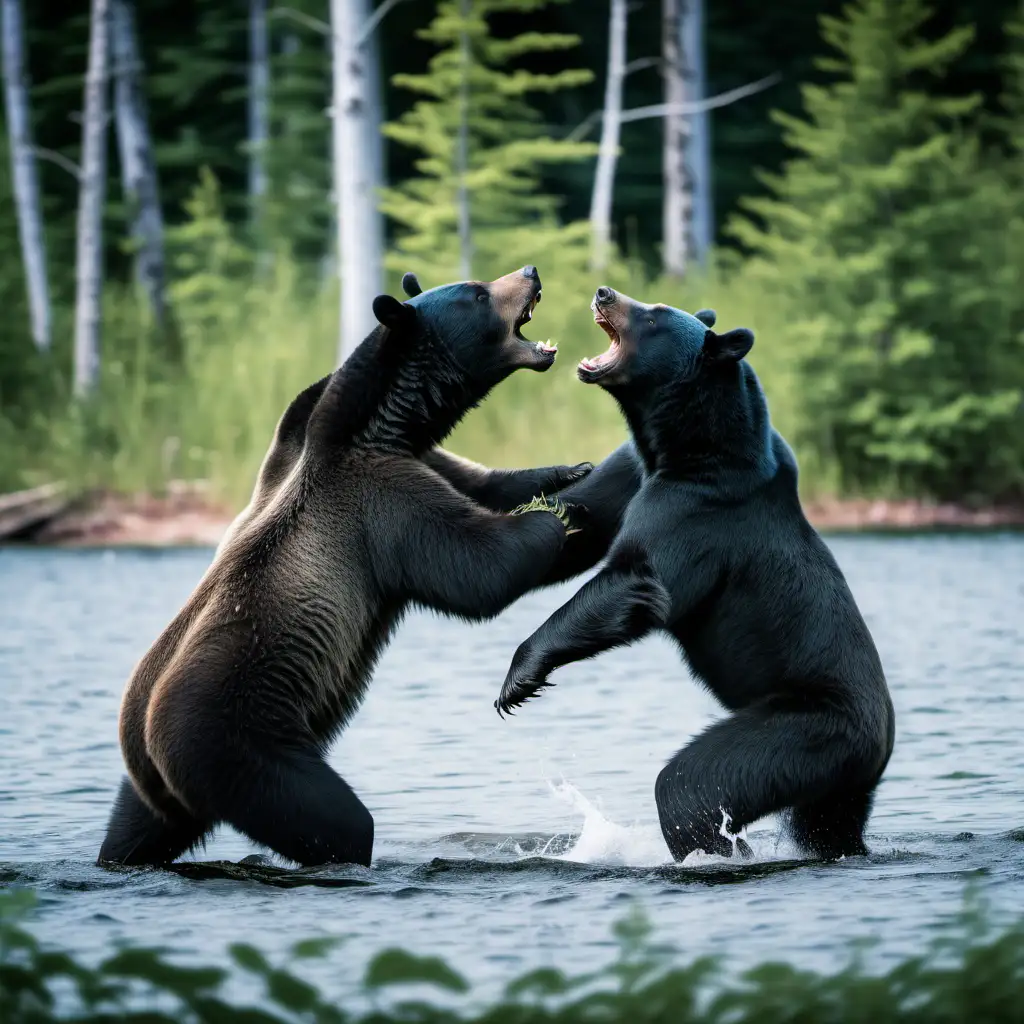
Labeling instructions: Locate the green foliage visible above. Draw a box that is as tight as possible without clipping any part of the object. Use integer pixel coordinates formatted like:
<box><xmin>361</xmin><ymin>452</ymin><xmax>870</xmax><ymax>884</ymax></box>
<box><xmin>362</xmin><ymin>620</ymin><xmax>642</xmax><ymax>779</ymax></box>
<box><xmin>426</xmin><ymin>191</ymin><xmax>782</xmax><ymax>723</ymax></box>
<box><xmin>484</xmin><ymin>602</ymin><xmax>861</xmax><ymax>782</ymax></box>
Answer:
<box><xmin>731</xmin><ymin>0</ymin><xmax>1024</xmax><ymax>501</ymax></box>
<box><xmin>380</xmin><ymin>0</ymin><xmax>597</xmax><ymax>279</ymax></box>
<box><xmin>1001</xmin><ymin>6</ymin><xmax>1024</xmax><ymax>153</ymax></box>
<box><xmin>260</xmin><ymin>4</ymin><xmax>333</xmax><ymax>260</ymax></box>
<box><xmin>5</xmin><ymin>885</ymin><xmax>1024</xmax><ymax>1023</ymax></box>
<box><xmin>0</xmin><ymin>165</ymin><xmax>803</xmax><ymax>507</ymax></box>
<box><xmin>7</xmin><ymin>0</ymin><xmax>1024</xmax><ymax>507</ymax></box>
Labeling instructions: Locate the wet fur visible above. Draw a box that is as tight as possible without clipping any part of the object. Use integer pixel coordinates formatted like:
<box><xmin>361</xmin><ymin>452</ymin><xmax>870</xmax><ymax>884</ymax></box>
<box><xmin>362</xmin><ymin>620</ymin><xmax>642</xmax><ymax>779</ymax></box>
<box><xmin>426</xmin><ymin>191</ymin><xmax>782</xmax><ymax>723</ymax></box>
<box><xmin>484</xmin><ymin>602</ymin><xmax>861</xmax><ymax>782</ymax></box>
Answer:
<box><xmin>99</xmin><ymin>270</ymin><xmax>606</xmax><ymax>870</ymax></box>
<box><xmin>496</xmin><ymin>295</ymin><xmax>896</xmax><ymax>863</ymax></box>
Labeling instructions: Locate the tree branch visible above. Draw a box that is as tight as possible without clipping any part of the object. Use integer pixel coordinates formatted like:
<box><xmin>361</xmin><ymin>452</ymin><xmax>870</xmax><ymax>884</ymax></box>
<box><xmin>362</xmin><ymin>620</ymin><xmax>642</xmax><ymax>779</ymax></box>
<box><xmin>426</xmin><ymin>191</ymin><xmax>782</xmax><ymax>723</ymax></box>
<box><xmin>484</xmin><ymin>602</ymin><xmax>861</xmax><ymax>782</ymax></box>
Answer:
<box><xmin>564</xmin><ymin>72</ymin><xmax>781</xmax><ymax>142</ymax></box>
<box><xmin>357</xmin><ymin>0</ymin><xmax>407</xmax><ymax>47</ymax></box>
<box><xmin>268</xmin><ymin>6</ymin><xmax>329</xmax><ymax>35</ymax></box>
<box><xmin>619</xmin><ymin>73</ymin><xmax>781</xmax><ymax>124</ymax></box>
<box><xmin>564</xmin><ymin>110</ymin><xmax>602</xmax><ymax>143</ymax></box>
<box><xmin>270</xmin><ymin>1</ymin><xmax>407</xmax><ymax>48</ymax></box>
<box><xmin>625</xmin><ymin>56</ymin><xmax>660</xmax><ymax>76</ymax></box>
<box><xmin>31</xmin><ymin>146</ymin><xmax>81</xmax><ymax>181</ymax></box>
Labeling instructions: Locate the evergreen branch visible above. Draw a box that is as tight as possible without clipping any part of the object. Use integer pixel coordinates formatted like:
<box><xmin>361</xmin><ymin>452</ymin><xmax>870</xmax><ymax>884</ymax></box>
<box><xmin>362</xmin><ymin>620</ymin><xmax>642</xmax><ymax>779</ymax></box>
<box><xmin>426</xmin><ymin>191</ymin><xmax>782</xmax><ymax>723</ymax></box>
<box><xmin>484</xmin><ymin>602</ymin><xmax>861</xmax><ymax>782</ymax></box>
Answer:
<box><xmin>509</xmin><ymin>494</ymin><xmax>574</xmax><ymax>530</ymax></box>
<box><xmin>30</xmin><ymin>147</ymin><xmax>81</xmax><ymax>181</ymax></box>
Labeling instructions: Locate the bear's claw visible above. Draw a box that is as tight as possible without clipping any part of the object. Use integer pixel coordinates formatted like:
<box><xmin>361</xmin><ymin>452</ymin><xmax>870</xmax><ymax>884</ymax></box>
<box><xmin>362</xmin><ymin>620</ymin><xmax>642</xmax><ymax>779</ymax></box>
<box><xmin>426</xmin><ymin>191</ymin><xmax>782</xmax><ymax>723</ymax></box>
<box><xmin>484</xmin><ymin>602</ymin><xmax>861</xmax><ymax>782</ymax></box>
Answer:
<box><xmin>495</xmin><ymin>676</ymin><xmax>553</xmax><ymax>718</ymax></box>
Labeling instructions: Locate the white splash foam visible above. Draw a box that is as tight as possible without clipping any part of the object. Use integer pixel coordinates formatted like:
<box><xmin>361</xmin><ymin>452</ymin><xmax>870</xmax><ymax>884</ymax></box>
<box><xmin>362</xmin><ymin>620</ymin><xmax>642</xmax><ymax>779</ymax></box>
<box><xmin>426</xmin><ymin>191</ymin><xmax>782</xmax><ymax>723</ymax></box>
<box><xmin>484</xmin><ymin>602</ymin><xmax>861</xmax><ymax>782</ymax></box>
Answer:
<box><xmin>536</xmin><ymin>779</ymin><xmax>804</xmax><ymax>868</ymax></box>
<box><xmin>544</xmin><ymin>780</ymin><xmax>671</xmax><ymax>866</ymax></box>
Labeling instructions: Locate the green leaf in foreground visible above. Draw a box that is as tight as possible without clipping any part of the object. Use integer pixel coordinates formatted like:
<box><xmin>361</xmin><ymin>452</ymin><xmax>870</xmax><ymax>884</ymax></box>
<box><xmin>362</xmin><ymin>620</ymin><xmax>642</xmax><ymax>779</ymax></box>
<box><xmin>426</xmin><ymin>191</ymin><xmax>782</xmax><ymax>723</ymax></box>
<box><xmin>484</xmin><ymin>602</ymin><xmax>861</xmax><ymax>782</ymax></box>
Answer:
<box><xmin>290</xmin><ymin>937</ymin><xmax>347</xmax><ymax>961</ymax></box>
<box><xmin>364</xmin><ymin>949</ymin><xmax>469</xmax><ymax>993</ymax></box>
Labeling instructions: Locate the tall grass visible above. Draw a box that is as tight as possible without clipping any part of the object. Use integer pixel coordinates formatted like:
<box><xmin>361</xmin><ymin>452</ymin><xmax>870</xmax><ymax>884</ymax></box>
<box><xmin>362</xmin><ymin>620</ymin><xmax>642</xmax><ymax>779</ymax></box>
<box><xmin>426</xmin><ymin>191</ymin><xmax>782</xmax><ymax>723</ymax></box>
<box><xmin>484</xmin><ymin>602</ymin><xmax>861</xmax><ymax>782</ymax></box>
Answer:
<box><xmin>0</xmin><ymin>245</ymin><xmax>819</xmax><ymax>511</ymax></box>
<box><xmin>3</xmin><ymin>886</ymin><xmax>1022</xmax><ymax>1023</ymax></box>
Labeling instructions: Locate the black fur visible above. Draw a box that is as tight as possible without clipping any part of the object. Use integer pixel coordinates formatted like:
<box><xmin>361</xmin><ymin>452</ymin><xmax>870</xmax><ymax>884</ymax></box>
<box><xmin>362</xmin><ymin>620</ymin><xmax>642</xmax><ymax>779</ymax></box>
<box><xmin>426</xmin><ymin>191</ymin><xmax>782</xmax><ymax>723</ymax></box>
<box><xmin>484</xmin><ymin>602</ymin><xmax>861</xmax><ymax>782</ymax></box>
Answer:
<box><xmin>495</xmin><ymin>288</ymin><xmax>895</xmax><ymax>863</ymax></box>
<box><xmin>98</xmin><ymin>267</ymin><xmax>599</xmax><ymax>871</ymax></box>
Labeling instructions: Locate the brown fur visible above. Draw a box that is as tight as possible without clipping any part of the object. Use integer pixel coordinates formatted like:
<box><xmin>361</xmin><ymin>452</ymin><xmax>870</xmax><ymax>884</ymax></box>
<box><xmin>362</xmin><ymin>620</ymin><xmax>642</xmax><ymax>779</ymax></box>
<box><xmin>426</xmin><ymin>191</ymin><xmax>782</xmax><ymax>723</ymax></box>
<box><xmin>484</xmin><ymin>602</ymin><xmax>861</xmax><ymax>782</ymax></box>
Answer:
<box><xmin>98</xmin><ymin>267</ymin><xmax>593</xmax><ymax>868</ymax></box>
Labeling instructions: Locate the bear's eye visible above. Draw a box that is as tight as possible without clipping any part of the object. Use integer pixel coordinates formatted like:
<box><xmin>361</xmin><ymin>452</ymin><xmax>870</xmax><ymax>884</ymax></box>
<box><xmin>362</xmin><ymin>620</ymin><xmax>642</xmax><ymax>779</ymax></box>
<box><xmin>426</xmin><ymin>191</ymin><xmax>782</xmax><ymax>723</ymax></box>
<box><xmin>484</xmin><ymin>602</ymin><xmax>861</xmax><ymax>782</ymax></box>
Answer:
<box><xmin>476</xmin><ymin>293</ymin><xmax>488</xmax><ymax>303</ymax></box>
<box><xmin>648</xmin><ymin>318</ymin><xmax>656</xmax><ymax>325</ymax></box>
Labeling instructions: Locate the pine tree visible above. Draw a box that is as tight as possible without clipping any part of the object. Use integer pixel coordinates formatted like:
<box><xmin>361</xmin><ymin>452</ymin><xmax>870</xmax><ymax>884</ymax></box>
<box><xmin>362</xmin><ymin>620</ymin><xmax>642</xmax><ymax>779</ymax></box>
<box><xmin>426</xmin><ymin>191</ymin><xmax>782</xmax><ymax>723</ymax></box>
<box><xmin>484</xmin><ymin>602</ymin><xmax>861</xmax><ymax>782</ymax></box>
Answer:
<box><xmin>730</xmin><ymin>0</ymin><xmax>1024</xmax><ymax>501</ymax></box>
<box><xmin>262</xmin><ymin>8</ymin><xmax>332</xmax><ymax>264</ymax></box>
<box><xmin>1003</xmin><ymin>4</ymin><xmax>1024</xmax><ymax>153</ymax></box>
<box><xmin>380</xmin><ymin>0</ymin><xmax>596</xmax><ymax>281</ymax></box>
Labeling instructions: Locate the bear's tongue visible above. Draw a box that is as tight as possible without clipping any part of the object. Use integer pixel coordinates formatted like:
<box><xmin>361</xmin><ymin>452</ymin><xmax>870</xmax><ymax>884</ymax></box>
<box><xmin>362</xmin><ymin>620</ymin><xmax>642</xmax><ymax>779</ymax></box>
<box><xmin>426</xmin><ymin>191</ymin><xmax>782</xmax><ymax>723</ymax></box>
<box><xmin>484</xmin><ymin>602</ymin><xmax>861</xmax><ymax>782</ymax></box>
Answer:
<box><xmin>580</xmin><ymin>313</ymin><xmax>620</xmax><ymax>371</ymax></box>
<box><xmin>579</xmin><ymin>341</ymin><xmax>618</xmax><ymax>372</ymax></box>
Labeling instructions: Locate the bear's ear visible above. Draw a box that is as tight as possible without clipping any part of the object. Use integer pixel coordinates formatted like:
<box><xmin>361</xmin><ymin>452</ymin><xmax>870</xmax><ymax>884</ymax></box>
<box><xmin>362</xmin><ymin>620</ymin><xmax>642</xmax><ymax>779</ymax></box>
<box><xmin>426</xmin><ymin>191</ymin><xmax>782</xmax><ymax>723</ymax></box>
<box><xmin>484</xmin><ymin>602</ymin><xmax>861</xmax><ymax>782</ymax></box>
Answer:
<box><xmin>694</xmin><ymin>308</ymin><xmax>716</xmax><ymax>328</ymax></box>
<box><xmin>401</xmin><ymin>272</ymin><xmax>423</xmax><ymax>298</ymax></box>
<box><xmin>703</xmin><ymin>327</ymin><xmax>754</xmax><ymax>363</ymax></box>
<box><xmin>372</xmin><ymin>293</ymin><xmax>416</xmax><ymax>332</ymax></box>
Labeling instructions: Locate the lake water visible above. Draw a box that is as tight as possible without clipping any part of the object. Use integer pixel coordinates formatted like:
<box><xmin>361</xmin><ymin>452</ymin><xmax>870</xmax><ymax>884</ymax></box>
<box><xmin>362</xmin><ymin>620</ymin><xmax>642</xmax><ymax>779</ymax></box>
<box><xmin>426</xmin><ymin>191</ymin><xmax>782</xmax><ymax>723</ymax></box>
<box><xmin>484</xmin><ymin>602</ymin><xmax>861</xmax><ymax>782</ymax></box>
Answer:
<box><xmin>2</xmin><ymin>536</ymin><xmax>1024</xmax><ymax>1003</ymax></box>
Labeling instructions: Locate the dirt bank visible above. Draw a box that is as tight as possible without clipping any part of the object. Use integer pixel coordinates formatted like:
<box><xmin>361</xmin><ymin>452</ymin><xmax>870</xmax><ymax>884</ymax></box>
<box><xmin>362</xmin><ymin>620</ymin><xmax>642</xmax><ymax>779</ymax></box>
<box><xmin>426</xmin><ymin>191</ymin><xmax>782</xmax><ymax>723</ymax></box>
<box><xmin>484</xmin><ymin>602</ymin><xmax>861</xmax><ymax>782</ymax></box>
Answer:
<box><xmin>16</xmin><ymin>489</ymin><xmax>1024</xmax><ymax>547</ymax></box>
<box><xmin>28</xmin><ymin>489</ymin><xmax>237</xmax><ymax>548</ymax></box>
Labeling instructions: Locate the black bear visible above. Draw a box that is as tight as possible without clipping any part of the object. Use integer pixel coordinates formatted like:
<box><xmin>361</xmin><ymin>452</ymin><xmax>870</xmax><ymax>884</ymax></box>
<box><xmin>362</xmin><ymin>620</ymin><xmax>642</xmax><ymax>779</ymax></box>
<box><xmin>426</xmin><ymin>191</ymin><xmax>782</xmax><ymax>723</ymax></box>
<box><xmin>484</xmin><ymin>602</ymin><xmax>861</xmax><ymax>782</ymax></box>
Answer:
<box><xmin>495</xmin><ymin>287</ymin><xmax>896</xmax><ymax>863</ymax></box>
<box><xmin>98</xmin><ymin>266</ymin><xmax>610</xmax><ymax>871</ymax></box>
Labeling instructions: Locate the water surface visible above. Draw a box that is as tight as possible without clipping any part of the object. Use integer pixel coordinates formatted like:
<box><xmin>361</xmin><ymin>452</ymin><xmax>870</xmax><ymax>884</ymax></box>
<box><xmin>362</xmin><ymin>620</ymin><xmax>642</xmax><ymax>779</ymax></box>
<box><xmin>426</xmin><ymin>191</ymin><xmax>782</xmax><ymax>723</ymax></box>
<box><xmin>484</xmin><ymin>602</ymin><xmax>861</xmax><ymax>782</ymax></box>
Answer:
<box><xmin>2</xmin><ymin>536</ymin><xmax>1023</xmax><ymax>999</ymax></box>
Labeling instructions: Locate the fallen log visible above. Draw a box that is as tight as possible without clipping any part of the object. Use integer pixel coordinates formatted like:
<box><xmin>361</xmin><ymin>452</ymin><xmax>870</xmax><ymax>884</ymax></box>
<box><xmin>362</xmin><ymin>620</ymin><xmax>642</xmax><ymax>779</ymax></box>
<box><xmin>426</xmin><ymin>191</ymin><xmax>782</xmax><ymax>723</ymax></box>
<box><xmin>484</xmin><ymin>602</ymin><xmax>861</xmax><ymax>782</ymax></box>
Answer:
<box><xmin>0</xmin><ymin>482</ymin><xmax>70</xmax><ymax>541</ymax></box>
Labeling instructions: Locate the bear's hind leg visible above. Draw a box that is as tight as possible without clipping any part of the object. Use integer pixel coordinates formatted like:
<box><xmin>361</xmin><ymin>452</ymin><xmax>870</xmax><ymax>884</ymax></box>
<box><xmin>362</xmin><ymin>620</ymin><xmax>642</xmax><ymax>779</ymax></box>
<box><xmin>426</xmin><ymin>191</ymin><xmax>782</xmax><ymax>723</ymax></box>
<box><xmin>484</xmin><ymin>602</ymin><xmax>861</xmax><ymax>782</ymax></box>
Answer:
<box><xmin>655</xmin><ymin>703</ymin><xmax>874</xmax><ymax>863</ymax></box>
<box><xmin>787</xmin><ymin>786</ymin><xmax>876</xmax><ymax>861</ymax></box>
<box><xmin>98</xmin><ymin>775</ymin><xmax>212</xmax><ymax>866</ymax></box>
<box><xmin>206</xmin><ymin>749</ymin><xmax>374</xmax><ymax>869</ymax></box>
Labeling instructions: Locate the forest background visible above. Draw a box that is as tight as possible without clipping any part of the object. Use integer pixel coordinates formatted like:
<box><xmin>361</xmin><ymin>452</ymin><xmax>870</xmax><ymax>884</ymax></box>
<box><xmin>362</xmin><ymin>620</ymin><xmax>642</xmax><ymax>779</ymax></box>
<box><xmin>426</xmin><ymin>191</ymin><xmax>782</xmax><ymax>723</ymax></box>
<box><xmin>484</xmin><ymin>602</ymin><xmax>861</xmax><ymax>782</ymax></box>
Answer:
<box><xmin>2</xmin><ymin>0</ymin><xmax>1024</xmax><ymax>519</ymax></box>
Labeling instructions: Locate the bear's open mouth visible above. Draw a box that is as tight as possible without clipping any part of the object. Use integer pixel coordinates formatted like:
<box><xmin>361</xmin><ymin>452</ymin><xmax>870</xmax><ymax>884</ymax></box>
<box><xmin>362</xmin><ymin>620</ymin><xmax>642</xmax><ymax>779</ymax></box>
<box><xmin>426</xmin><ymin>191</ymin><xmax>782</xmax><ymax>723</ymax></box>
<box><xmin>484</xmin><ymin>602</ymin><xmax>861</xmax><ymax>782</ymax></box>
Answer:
<box><xmin>515</xmin><ymin>292</ymin><xmax>556</xmax><ymax>356</ymax></box>
<box><xmin>513</xmin><ymin>292</ymin><xmax>540</xmax><ymax>338</ymax></box>
<box><xmin>578</xmin><ymin>309</ymin><xmax>621</xmax><ymax>381</ymax></box>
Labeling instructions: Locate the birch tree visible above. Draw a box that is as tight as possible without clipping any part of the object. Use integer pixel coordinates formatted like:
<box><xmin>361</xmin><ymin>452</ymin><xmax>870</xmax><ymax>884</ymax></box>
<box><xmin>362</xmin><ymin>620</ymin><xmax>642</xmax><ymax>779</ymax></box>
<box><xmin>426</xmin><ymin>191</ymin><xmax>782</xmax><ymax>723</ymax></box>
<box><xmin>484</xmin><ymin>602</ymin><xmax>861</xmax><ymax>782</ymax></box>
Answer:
<box><xmin>580</xmin><ymin>0</ymin><xmax>777</xmax><ymax>278</ymax></box>
<box><xmin>1</xmin><ymin>0</ymin><xmax>51</xmax><ymax>351</ymax></box>
<box><xmin>111</xmin><ymin>0</ymin><xmax>165</xmax><ymax>326</ymax></box>
<box><xmin>661</xmin><ymin>0</ymin><xmax>689</xmax><ymax>277</ymax></box>
<box><xmin>248</xmin><ymin>0</ymin><xmax>269</xmax><ymax>214</ymax></box>
<box><xmin>362</xmin><ymin>18</ymin><xmax>386</xmax><ymax>288</ymax></box>
<box><xmin>683</xmin><ymin>0</ymin><xmax>712</xmax><ymax>265</ymax></box>
<box><xmin>331</xmin><ymin>0</ymin><xmax>384</xmax><ymax>362</ymax></box>
<box><xmin>661</xmin><ymin>0</ymin><xmax>713</xmax><ymax>276</ymax></box>
<box><xmin>589</xmin><ymin>0</ymin><xmax>627</xmax><ymax>271</ymax></box>
<box><xmin>455</xmin><ymin>0</ymin><xmax>472</xmax><ymax>278</ymax></box>
<box><xmin>73</xmin><ymin>0</ymin><xmax>112</xmax><ymax>398</ymax></box>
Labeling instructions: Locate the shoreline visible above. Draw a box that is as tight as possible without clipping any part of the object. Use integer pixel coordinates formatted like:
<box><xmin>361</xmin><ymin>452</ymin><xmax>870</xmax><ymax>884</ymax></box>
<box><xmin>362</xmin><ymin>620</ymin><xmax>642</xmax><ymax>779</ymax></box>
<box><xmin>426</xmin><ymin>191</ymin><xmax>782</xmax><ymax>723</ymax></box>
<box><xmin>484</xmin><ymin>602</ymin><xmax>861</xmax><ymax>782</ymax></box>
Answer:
<box><xmin>9</xmin><ymin>490</ymin><xmax>1024</xmax><ymax>548</ymax></box>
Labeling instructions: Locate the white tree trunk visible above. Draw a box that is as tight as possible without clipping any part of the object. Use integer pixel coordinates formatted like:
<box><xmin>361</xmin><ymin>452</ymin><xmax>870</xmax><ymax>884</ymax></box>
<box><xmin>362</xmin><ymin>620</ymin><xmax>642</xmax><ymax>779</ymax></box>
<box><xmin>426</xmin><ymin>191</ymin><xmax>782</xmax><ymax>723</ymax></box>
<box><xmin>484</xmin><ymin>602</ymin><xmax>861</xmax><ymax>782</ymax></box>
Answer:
<box><xmin>456</xmin><ymin>0</ymin><xmax>472</xmax><ymax>278</ymax></box>
<box><xmin>248</xmin><ymin>0</ymin><xmax>268</xmax><ymax>211</ymax></box>
<box><xmin>661</xmin><ymin>0</ymin><xmax>690</xmax><ymax>278</ymax></box>
<box><xmin>363</xmin><ymin>21</ymin><xmax>386</xmax><ymax>282</ymax></box>
<box><xmin>1</xmin><ymin>0</ymin><xmax>51</xmax><ymax>352</ymax></box>
<box><xmin>589</xmin><ymin>0</ymin><xmax>627</xmax><ymax>272</ymax></box>
<box><xmin>331</xmin><ymin>0</ymin><xmax>384</xmax><ymax>363</ymax></box>
<box><xmin>684</xmin><ymin>0</ymin><xmax>711</xmax><ymax>263</ymax></box>
<box><xmin>111</xmin><ymin>0</ymin><xmax>165</xmax><ymax>326</ymax></box>
<box><xmin>73</xmin><ymin>0</ymin><xmax>112</xmax><ymax>398</ymax></box>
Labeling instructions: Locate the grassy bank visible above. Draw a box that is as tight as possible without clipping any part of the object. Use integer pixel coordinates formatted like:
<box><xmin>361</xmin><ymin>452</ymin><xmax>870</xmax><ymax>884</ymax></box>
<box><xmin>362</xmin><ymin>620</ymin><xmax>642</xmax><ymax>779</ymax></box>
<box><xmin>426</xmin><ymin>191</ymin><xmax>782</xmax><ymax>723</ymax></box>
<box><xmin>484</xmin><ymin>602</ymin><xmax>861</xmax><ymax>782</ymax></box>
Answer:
<box><xmin>0</xmin><ymin>249</ymin><xmax>819</xmax><ymax>512</ymax></box>
<box><xmin>2</xmin><ymin>887</ymin><xmax>1022</xmax><ymax>1022</ymax></box>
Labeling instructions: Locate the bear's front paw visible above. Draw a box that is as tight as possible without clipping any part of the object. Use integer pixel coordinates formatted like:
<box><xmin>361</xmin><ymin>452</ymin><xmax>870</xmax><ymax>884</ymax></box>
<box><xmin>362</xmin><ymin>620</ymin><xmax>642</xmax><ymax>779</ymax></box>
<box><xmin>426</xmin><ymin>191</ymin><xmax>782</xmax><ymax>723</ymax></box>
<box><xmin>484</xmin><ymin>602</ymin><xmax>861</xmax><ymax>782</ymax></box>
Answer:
<box><xmin>494</xmin><ymin>652</ymin><xmax>552</xmax><ymax>718</ymax></box>
<box><xmin>510</xmin><ymin>497</ymin><xmax>589</xmax><ymax>534</ymax></box>
<box><xmin>559</xmin><ymin>501</ymin><xmax>590</xmax><ymax>535</ymax></box>
<box><xmin>555</xmin><ymin>462</ymin><xmax>594</xmax><ymax>488</ymax></box>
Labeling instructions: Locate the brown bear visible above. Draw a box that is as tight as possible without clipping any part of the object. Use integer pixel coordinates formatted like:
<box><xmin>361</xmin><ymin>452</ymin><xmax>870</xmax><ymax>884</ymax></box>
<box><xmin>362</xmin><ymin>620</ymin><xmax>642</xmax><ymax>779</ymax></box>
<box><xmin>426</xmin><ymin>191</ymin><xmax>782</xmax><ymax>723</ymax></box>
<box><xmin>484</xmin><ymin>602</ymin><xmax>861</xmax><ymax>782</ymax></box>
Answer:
<box><xmin>96</xmin><ymin>266</ymin><xmax>599</xmax><ymax>870</ymax></box>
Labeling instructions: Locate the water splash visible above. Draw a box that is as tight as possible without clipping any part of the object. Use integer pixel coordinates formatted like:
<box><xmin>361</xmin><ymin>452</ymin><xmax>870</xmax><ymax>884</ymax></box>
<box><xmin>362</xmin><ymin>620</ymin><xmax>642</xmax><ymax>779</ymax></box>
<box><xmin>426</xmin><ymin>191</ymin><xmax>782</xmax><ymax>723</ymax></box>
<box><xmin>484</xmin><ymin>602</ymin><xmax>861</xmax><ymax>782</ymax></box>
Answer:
<box><xmin>537</xmin><ymin>779</ymin><xmax>801</xmax><ymax>868</ymax></box>
<box><xmin>543</xmin><ymin>780</ymin><xmax>670</xmax><ymax>867</ymax></box>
